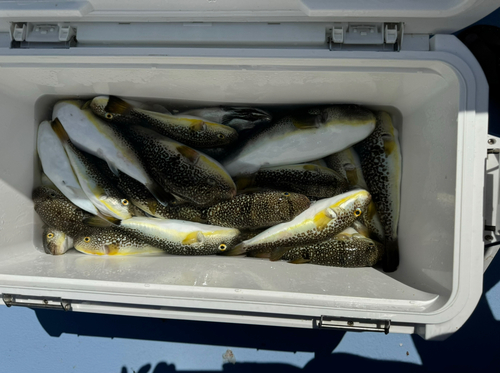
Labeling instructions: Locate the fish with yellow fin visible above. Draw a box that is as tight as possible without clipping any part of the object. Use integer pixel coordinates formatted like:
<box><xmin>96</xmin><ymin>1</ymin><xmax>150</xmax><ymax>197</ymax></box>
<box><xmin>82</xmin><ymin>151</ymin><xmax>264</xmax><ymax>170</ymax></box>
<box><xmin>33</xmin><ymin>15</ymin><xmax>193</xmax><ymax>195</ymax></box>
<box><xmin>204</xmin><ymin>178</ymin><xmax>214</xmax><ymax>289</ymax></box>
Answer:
<box><xmin>354</xmin><ymin>111</ymin><xmax>401</xmax><ymax>272</ymax></box>
<box><xmin>225</xmin><ymin>189</ymin><xmax>371</xmax><ymax>256</ymax></box>
<box><xmin>206</xmin><ymin>191</ymin><xmax>310</xmax><ymax>229</ymax></box>
<box><xmin>51</xmin><ymin>119</ymin><xmax>135</xmax><ymax>221</ymax></box>
<box><xmin>82</xmin><ymin>216</ymin><xmax>241</xmax><ymax>255</ymax></box>
<box><xmin>118</xmin><ymin>124</ymin><xmax>236</xmax><ymax>207</ymax></box>
<box><xmin>270</xmin><ymin>227</ymin><xmax>384</xmax><ymax>267</ymax></box>
<box><xmin>235</xmin><ymin>164</ymin><xmax>348</xmax><ymax>199</ymax></box>
<box><xmin>223</xmin><ymin>105</ymin><xmax>376</xmax><ymax>177</ymax></box>
<box><xmin>90</xmin><ymin>96</ymin><xmax>238</xmax><ymax>148</ymax></box>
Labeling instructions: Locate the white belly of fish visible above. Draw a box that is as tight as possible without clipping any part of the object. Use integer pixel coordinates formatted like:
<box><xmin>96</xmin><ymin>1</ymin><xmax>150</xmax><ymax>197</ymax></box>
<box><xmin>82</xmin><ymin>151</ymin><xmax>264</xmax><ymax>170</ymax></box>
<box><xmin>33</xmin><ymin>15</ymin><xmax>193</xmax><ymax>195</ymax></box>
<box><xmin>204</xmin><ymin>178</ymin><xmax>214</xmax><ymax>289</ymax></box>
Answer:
<box><xmin>37</xmin><ymin>121</ymin><xmax>98</xmax><ymax>215</ymax></box>
<box><xmin>53</xmin><ymin>101</ymin><xmax>149</xmax><ymax>184</ymax></box>
<box><xmin>225</xmin><ymin>124</ymin><xmax>374</xmax><ymax>176</ymax></box>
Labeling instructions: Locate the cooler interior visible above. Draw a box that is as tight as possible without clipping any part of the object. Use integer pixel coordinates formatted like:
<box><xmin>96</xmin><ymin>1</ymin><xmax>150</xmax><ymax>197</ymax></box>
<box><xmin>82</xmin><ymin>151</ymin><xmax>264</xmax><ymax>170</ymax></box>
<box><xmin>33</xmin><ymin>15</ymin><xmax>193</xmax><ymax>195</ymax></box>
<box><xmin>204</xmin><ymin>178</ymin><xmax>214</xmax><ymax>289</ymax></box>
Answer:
<box><xmin>0</xmin><ymin>55</ymin><xmax>462</xmax><ymax>315</ymax></box>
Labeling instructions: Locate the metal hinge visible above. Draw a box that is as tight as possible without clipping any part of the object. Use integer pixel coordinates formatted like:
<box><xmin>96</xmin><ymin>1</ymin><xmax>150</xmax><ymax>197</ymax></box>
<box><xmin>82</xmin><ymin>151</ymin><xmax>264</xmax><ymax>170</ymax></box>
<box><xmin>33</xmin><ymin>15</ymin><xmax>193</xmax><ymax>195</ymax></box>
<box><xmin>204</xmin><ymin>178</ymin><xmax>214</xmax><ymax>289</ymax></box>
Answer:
<box><xmin>2</xmin><ymin>294</ymin><xmax>71</xmax><ymax>311</ymax></box>
<box><xmin>319</xmin><ymin>315</ymin><xmax>390</xmax><ymax>334</ymax></box>
<box><xmin>10</xmin><ymin>22</ymin><xmax>76</xmax><ymax>49</ymax></box>
<box><xmin>328</xmin><ymin>22</ymin><xmax>403</xmax><ymax>51</ymax></box>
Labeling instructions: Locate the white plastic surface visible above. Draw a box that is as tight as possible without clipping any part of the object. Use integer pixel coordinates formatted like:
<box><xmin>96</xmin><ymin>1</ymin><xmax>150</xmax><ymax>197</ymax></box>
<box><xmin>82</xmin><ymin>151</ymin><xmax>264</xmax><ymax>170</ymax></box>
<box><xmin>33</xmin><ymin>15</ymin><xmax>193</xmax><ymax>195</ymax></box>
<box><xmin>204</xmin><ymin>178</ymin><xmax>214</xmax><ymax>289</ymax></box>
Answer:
<box><xmin>0</xmin><ymin>0</ymin><xmax>497</xmax><ymax>35</ymax></box>
<box><xmin>0</xmin><ymin>35</ymin><xmax>488</xmax><ymax>339</ymax></box>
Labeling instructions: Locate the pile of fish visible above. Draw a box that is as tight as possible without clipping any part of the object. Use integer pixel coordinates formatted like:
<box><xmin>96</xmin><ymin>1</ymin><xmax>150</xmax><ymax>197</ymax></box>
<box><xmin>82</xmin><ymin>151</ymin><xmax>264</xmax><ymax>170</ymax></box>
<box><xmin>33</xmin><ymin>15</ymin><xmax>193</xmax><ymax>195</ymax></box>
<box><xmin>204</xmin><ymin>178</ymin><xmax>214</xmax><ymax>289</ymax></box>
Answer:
<box><xmin>35</xmin><ymin>96</ymin><xmax>401</xmax><ymax>272</ymax></box>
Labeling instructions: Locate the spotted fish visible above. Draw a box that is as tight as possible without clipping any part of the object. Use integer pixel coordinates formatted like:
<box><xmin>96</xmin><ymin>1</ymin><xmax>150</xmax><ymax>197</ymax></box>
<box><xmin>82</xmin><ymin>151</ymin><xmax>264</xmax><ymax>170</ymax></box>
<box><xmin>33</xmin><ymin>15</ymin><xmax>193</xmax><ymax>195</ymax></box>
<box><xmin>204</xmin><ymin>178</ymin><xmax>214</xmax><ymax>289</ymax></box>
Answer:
<box><xmin>33</xmin><ymin>186</ymin><xmax>93</xmax><ymax>238</ymax></box>
<box><xmin>51</xmin><ymin>119</ymin><xmax>134</xmax><ymax>221</ymax></box>
<box><xmin>37</xmin><ymin>120</ymin><xmax>99</xmax><ymax>215</ymax></box>
<box><xmin>324</xmin><ymin>147</ymin><xmax>367</xmax><ymax>189</ymax></box>
<box><xmin>83</xmin><ymin>216</ymin><xmax>241</xmax><ymax>255</ymax></box>
<box><xmin>206</xmin><ymin>191</ymin><xmax>310</xmax><ymax>229</ymax></box>
<box><xmin>223</xmin><ymin>105</ymin><xmax>376</xmax><ymax>177</ymax></box>
<box><xmin>90</xmin><ymin>96</ymin><xmax>238</xmax><ymax>148</ymax></box>
<box><xmin>42</xmin><ymin>225</ymin><xmax>73</xmax><ymax>255</ymax></box>
<box><xmin>179</xmin><ymin>106</ymin><xmax>272</xmax><ymax>132</ymax></box>
<box><xmin>73</xmin><ymin>226</ymin><xmax>165</xmax><ymax>256</ymax></box>
<box><xmin>354</xmin><ymin>111</ymin><xmax>401</xmax><ymax>272</ymax></box>
<box><xmin>91</xmin><ymin>155</ymin><xmax>205</xmax><ymax>222</ymax></box>
<box><xmin>225</xmin><ymin>189</ymin><xmax>372</xmax><ymax>256</ymax></box>
<box><xmin>270</xmin><ymin>229</ymin><xmax>384</xmax><ymax>267</ymax></box>
<box><xmin>235</xmin><ymin>164</ymin><xmax>348</xmax><ymax>199</ymax></box>
<box><xmin>325</xmin><ymin>148</ymin><xmax>385</xmax><ymax>242</ymax></box>
<box><xmin>52</xmin><ymin>100</ymin><xmax>171</xmax><ymax>206</ymax></box>
<box><xmin>120</xmin><ymin>124</ymin><xmax>236</xmax><ymax>207</ymax></box>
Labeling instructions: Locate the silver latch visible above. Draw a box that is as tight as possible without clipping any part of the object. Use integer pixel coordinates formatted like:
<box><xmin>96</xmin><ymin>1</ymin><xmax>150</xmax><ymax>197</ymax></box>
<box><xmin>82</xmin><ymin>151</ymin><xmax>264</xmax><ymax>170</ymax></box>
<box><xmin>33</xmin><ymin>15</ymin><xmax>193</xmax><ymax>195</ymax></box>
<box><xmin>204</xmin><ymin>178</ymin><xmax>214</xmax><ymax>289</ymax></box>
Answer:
<box><xmin>484</xmin><ymin>135</ymin><xmax>500</xmax><ymax>271</ymax></box>
<box><xmin>319</xmin><ymin>315</ymin><xmax>390</xmax><ymax>334</ymax></box>
<box><xmin>10</xmin><ymin>22</ymin><xmax>76</xmax><ymax>48</ymax></box>
<box><xmin>2</xmin><ymin>294</ymin><xmax>71</xmax><ymax>311</ymax></box>
<box><xmin>10</xmin><ymin>23</ymin><xmax>27</xmax><ymax>42</ymax></box>
<box><xmin>329</xmin><ymin>22</ymin><xmax>402</xmax><ymax>51</ymax></box>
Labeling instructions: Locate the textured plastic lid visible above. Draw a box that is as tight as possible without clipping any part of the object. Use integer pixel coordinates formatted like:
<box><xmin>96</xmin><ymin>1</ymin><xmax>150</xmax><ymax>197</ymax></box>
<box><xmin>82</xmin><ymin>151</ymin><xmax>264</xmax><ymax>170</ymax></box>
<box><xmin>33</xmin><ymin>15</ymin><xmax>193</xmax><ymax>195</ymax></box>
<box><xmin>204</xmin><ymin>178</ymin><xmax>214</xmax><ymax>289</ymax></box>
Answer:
<box><xmin>0</xmin><ymin>0</ymin><xmax>498</xmax><ymax>34</ymax></box>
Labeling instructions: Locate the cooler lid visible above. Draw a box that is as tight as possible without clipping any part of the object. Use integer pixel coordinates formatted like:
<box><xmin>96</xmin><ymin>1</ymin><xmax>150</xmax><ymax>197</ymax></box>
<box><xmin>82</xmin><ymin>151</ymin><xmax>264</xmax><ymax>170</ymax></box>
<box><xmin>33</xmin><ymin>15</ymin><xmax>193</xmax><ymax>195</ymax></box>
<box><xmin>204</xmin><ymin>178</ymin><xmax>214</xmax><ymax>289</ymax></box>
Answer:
<box><xmin>0</xmin><ymin>0</ymin><xmax>498</xmax><ymax>34</ymax></box>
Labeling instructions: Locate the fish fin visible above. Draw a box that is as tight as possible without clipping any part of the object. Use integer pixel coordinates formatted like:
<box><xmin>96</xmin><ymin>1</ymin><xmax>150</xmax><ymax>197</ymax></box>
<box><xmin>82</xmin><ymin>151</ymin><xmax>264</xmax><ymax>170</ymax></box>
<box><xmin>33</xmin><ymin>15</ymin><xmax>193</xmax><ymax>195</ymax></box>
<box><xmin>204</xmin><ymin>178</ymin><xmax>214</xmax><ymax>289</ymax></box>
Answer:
<box><xmin>234</xmin><ymin>175</ymin><xmax>255</xmax><ymax>191</ymax></box>
<box><xmin>105</xmin><ymin>95</ymin><xmax>133</xmax><ymax>115</ymax></box>
<box><xmin>313</xmin><ymin>210</ymin><xmax>333</xmax><ymax>231</ymax></box>
<box><xmin>190</xmin><ymin>121</ymin><xmax>207</xmax><ymax>132</ymax></box>
<box><xmin>382</xmin><ymin>240</ymin><xmax>399</xmax><ymax>272</ymax></box>
<box><xmin>146</xmin><ymin>181</ymin><xmax>173</xmax><ymax>207</ymax></box>
<box><xmin>151</xmin><ymin>104</ymin><xmax>171</xmax><ymax>114</ymax></box>
<box><xmin>104</xmin><ymin>244</ymin><xmax>120</xmax><ymax>255</ymax></box>
<box><xmin>288</xmin><ymin>257</ymin><xmax>311</xmax><ymax>264</ymax></box>
<box><xmin>247</xmin><ymin>251</ymin><xmax>270</xmax><ymax>258</ymax></box>
<box><xmin>50</xmin><ymin>118</ymin><xmax>69</xmax><ymax>142</ymax></box>
<box><xmin>182</xmin><ymin>231</ymin><xmax>204</xmax><ymax>245</ymax></box>
<box><xmin>302</xmin><ymin>164</ymin><xmax>320</xmax><ymax>172</ymax></box>
<box><xmin>220</xmin><ymin>243</ymin><xmax>246</xmax><ymax>256</ymax></box>
<box><xmin>335</xmin><ymin>233</ymin><xmax>350</xmax><ymax>240</ymax></box>
<box><xmin>269</xmin><ymin>246</ymin><xmax>292</xmax><ymax>261</ymax></box>
<box><xmin>147</xmin><ymin>200</ymin><xmax>158</xmax><ymax>215</ymax></box>
<box><xmin>81</xmin><ymin>100</ymin><xmax>91</xmax><ymax>110</ymax></box>
<box><xmin>292</xmin><ymin>119</ymin><xmax>320</xmax><ymax>129</ymax></box>
<box><xmin>83</xmin><ymin>215</ymin><xmax>121</xmax><ymax>227</ymax></box>
<box><xmin>104</xmin><ymin>159</ymin><xmax>120</xmax><ymax>177</ymax></box>
<box><xmin>177</xmin><ymin>145</ymin><xmax>200</xmax><ymax>164</ymax></box>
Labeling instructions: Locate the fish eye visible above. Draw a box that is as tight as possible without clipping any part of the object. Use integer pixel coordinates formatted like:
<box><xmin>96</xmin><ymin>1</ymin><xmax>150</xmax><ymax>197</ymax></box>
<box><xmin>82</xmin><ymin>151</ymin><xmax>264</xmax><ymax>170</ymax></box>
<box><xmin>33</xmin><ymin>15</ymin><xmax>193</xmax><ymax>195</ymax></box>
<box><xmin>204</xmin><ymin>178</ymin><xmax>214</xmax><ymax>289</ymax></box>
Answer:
<box><xmin>282</xmin><ymin>192</ymin><xmax>290</xmax><ymax>197</ymax></box>
<box><xmin>354</xmin><ymin>208</ymin><xmax>362</xmax><ymax>217</ymax></box>
<box><xmin>218</xmin><ymin>244</ymin><xmax>227</xmax><ymax>251</ymax></box>
<box><xmin>84</xmin><ymin>237</ymin><xmax>91</xmax><ymax>243</ymax></box>
<box><xmin>217</xmin><ymin>134</ymin><xmax>225</xmax><ymax>139</ymax></box>
<box><xmin>46</xmin><ymin>233</ymin><xmax>54</xmax><ymax>239</ymax></box>
<box><xmin>121</xmin><ymin>199</ymin><xmax>129</xmax><ymax>206</ymax></box>
<box><xmin>105</xmin><ymin>113</ymin><xmax>113</xmax><ymax>120</ymax></box>
<box><xmin>49</xmin><ymin>192</ymin><xmax>56</xmax><ymax>198</ymax></box>
<box><xmin>368</xmin><ymin>242</ymin><xmax>375</xmax><ymax>246</ymax></box>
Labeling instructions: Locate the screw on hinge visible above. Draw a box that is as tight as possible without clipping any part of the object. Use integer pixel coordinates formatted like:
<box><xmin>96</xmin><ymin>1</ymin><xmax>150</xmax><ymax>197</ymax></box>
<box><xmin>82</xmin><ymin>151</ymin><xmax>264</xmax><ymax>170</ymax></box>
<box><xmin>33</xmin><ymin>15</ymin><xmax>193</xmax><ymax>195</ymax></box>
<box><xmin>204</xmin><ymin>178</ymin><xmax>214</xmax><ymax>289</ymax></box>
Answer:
<box><xmin>488</xmin><ymin>138</ymin><xmax>496</xmax><ymax>145</ymax></box>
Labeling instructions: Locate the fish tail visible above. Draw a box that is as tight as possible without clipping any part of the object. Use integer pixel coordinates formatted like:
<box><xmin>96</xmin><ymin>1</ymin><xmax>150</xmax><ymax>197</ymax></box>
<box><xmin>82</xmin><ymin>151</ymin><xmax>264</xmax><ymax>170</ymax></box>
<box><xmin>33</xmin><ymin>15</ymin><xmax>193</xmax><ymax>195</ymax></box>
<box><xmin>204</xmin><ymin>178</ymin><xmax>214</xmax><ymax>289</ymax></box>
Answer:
<box><xmin>382</xmin><ymin>240</ymin><xmax>399</xmax><ymax>272</ymax></box>
<box><xmin>51</xmin><ymin>118</ymin><xmax>69</xmax><ymax>142</ymax></box>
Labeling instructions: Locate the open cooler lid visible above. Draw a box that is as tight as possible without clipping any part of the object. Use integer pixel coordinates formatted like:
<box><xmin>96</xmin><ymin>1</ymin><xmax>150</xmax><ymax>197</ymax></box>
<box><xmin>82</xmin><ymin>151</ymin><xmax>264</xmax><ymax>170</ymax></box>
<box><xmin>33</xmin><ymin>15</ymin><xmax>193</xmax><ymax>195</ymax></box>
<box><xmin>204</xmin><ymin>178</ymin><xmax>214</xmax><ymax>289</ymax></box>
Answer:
<box><xmin>0</xmin><ymin>0</ymin><xmax>498</xmax><ymax>35</ymax></box>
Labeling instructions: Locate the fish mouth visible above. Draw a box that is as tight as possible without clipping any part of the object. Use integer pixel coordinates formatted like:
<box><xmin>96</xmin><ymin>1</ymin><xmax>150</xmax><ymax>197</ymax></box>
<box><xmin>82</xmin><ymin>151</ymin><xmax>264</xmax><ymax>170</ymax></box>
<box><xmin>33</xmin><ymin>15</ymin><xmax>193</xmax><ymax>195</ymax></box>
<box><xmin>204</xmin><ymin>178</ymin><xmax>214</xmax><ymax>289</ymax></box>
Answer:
<box><xmin>219</xmin><ymin>243</ymin><xmax>246</xmax><ymax>256</ymax></box>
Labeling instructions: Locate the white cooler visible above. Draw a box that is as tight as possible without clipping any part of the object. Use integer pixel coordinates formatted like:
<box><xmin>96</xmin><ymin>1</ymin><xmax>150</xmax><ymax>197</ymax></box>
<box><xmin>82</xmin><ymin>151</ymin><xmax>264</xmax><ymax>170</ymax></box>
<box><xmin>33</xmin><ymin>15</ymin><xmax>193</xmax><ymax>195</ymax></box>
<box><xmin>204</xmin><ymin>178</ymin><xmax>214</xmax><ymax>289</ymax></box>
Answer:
<box><xmin>0</xmin><ymin>0</ymin><xmax>499</xmax><ymax>340</ymax></box>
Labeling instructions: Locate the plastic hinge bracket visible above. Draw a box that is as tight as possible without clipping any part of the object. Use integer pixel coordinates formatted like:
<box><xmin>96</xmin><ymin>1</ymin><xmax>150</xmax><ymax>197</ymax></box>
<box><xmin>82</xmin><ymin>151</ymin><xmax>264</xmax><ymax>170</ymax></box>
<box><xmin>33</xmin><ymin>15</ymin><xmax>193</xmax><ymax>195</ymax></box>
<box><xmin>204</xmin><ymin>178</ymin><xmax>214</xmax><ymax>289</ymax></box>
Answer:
<box><xmin>9</xmin><ymin>22</ymin><xmax>76</xmax><ymax>48</ymax></box>
<box><xmin>328</xmin><ymin>22</ymin><xmax>402</xmax><ymax>52</ymax></box>
<box><xmin>484</xmin><ymin>135</ymin><xmax>500</xmax><ymax>271</ymax></box>
<box><xmin>2</xmin><ymin>294</ymin><xmax>71</xmax><ymax>311</ymax></box>
<box><xmin>319</xmin><ymin>315</ymin><xmax>390</xmax><ymax>334</ymax></box>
